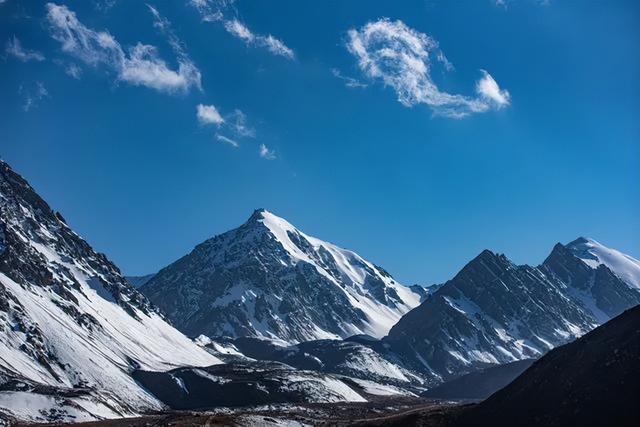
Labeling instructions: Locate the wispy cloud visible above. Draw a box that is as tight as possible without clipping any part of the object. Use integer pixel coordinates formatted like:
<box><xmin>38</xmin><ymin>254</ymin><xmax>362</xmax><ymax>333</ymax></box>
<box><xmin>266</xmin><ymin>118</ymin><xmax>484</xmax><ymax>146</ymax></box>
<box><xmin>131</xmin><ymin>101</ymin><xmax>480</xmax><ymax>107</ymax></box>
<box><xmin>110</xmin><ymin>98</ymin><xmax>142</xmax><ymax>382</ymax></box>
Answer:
<box><xmin>223</xmin><ymin>18</ymin><xmax>294</xmax><ymax>59</ymax></box>
<box><xmin>197</xmin><ymin>103</ymin><xmax>224</xmax><ymax>125</ymax></box>
<box><xmin>493</xmin><ymin>0</ymin><xmax>551</xmax><ymax>10</ymax></box>
<box><xmin>215</xmin><ymin>133</ymin><xmax>239</xmax><ymax>147</ymax></box>
<box><xmin>345</xmin><ymin>18</ymin><xmax>510</xmax><ymax>118</ymax></box>
<box><xmin>46</xmin><ymin>3</ymin><xmax>201</xmax><ymax>94</ymax></box>
<box><xmin>19</xmin><ymin>81</ymin><xmax>48</xmax><ymax>112</ymax></box>
<box><xmin>259</xmin><ymin>143</ymin><xmax>276</xmax><ymax>160</ymax></box>
<box><xmin>331</xmin><ymin>68</ymin><xmax>367</xmax><ymax>89</ymax></box>
<box><xmin>189</xmin><ymin>1</ymin><xmax>294</xmax><ymax>60</ymax></box>
<box><xmin>65</xmin><ymin>63</ymin><xmax>82</xmax><ymax>79</ymax></box>
<box><xmin>224</xmin><ymin>19</ymin><xmax>254</xmax><ymax>42</ymax></box>
<box><xmin>5</xmin><ymin>36</ymin><xmax>45</xmax><ymax>62</ymax></box>
<box><xmin>226</xmin><ymin>109</ymin><xmax>255</xmax><ymax>138</ymax></box>
<box><xmin>188</xmin><ymin>0</ymin><xmax>231</xmax><ymax>22</ymax></box>
<box><xmin>196</xmin><ymin>104</ymin><xmax>255</xmax><ymax>145</ymax></box>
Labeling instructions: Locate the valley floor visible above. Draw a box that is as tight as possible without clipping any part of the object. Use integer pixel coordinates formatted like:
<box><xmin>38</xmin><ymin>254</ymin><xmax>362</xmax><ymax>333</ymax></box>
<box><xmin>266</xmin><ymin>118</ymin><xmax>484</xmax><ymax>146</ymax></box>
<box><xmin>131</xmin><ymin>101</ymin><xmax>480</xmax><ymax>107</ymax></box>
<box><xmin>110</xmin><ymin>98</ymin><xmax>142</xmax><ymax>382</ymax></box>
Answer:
<box><xmin>14</xmin><ymin>397</ymin><xmax>469</xmax><ymax>427</ymax></box>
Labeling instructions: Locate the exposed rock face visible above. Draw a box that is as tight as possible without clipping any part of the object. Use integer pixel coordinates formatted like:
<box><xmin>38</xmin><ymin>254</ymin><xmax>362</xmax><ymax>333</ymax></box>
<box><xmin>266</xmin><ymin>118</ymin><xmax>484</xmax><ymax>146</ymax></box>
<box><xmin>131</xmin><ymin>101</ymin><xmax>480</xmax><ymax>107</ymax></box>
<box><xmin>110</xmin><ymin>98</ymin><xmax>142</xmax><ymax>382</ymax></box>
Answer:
<box><xmin>385</xmin><ymin>245</ymin><xmax>640</xmax><ymax>384</ymax></box>
<box><xmin>141</xmin><ymin>209</ymin><xmax>422</xmax><ymax>343</ymax></box>
<box><xmin>0</xmin><ymin>161</ymin><xmax>219</xmax><ymax>423</ymax></box>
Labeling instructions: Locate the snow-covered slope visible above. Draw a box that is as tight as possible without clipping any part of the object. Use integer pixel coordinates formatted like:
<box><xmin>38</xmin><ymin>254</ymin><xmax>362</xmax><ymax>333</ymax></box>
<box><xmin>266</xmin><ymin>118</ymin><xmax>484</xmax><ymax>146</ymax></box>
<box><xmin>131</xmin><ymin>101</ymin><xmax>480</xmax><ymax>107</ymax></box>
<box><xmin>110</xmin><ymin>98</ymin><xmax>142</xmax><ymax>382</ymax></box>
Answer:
<box><xmin>566</xmin><ymin>237</ymin><xmax>640</xmax><ymax>290</ymax></box>
<box><xmin>141</xmin><ymin>209</ymin><xmax>422</xmax><ymax>343</ymax></box>
<box><xmin>0</xmin><ymin>161</ymin><xmax>220</xmax><ymax>423</ymax></box>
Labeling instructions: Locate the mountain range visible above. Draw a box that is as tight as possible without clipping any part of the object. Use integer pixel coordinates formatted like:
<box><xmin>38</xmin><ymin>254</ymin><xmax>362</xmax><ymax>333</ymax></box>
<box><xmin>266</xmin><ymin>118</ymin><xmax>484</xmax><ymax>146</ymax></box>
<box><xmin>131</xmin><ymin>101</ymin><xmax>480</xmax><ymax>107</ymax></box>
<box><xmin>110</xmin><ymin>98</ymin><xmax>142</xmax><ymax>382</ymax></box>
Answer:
<box><xmin>1</xmin><ymin>159</ymin><xmax>638</xmax><ymax>424</ymax></box>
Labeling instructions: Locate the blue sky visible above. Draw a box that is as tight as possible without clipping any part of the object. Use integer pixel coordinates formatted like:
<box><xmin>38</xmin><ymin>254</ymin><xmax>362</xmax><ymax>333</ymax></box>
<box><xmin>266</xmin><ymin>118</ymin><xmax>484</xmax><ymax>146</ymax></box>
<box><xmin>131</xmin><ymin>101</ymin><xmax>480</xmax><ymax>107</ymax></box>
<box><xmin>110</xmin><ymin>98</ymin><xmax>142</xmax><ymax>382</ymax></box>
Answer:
<box><xmin>1</xmin><ymin>0</ymin><xmax>638</xmax><ymax>284</ymax></box>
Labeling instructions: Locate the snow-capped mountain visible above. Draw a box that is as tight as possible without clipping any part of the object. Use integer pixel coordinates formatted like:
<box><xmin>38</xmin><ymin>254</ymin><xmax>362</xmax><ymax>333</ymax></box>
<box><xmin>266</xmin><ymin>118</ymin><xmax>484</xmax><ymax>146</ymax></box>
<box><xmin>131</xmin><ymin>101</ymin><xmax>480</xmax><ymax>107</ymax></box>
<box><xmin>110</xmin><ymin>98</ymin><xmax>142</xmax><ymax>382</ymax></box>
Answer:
<box><xmin>0</xmin><ymin>161</ymin><xmax>220</xmax><ymax>423</ymax></box>
<box><xmin>566</xmin><ymin>237</ymin><xmax>640</xmax><ymax>290</ymax></box>
<box><xmin>385</xmin><ymin>242</ymin><xmax>640</xmax><ymax>384</ymax></box>
<box><xmin>140</xmin><ymin>209</ymin><xmax>422</xmax><ymax>343</ymax></box>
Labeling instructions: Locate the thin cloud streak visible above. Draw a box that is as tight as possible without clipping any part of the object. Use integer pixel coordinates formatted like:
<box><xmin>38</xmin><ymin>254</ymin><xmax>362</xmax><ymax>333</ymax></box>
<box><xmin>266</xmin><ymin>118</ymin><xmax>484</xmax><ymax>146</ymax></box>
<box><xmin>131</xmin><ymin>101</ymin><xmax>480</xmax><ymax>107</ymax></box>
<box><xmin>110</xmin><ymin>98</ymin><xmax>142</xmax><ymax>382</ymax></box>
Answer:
<box><xmin>5</xmin><ymin>36</ymin><xmax>45</xmax><ymax>62</ymax></box>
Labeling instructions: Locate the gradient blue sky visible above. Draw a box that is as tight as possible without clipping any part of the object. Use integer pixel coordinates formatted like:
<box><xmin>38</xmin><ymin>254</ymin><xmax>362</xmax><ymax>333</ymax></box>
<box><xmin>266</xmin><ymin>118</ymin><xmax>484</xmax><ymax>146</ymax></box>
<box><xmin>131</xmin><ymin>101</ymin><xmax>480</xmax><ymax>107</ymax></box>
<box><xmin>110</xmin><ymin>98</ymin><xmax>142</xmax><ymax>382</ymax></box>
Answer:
<box><xmin>1</xmin><ymin>0</ymin><xmax>638</xmax><ymax>284</ymax></box>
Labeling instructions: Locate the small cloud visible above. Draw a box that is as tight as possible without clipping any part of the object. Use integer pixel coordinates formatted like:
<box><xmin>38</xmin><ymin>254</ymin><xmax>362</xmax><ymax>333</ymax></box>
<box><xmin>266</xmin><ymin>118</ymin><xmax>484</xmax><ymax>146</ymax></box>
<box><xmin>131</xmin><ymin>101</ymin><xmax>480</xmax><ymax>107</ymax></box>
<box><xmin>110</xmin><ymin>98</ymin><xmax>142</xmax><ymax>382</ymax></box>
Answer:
<box><xmin>94</xmin><ymin>0</ymin><xmax>117</xmax><ymax>12</ymax></box>
<box><xmin>345</xmin><ymin>18</ymin><xmax>510</xmax><ymax>118</ymax></box>
<box><xmin>19</xmin><ymin>81</ymin><xmax>49</xmax><ymax>112</ymax></box>
<box><xmin>259</xmin><ymin>143</ymin><xmax>276</xmax><ymax>160</ymax></box>
<box><xmin>188</xmin><ymin>2</ymin><xmax>293</xmax><ymax>60</ymax></box>
<box><xmin>197</xmin><ymin>103</ymin><xmax>224</xmax><ymax>125</ymax></box>
<box><xmin>5</xmin><ymin>36</ymin><xmax>45</xmax><ymax>62</ymax></box>
<box><xmin>224</xmin><ymin>19</ymin><xmax>254</xmax><ymax>43</ymax></box>
<box><xmin>261</xmin><ymin>35</ymin><xmax>294</xmax><ymax>59</ymax></box>
<box><xmin>65</xmin><ymin>63</ymin><xmax>82</xmax><ymax>79</ymax></box>
<box><xmin>215</xmin><ymin>133</ymin><xmax>239</xmax><ymax>147</ymax></box>
<box><xmin>331</xmin><ymin>68</ymin><xmax>367</xmax><ymax>89</ymax></box>
<box><xmin>226</xmin><ymin>109</ymin><xmax>255</xmax><ymax>138</ymax></box>
<box><xmin>197</xmin><ymin>104</ymin><xmax>254</xmax><ymax>141</ymax></box>
<box><xmin>223</xmin><ymin>19</ymin><xmax>294</xmax><ymax>59</ymax></box>
<box><xmin>46</xmin><ymin>3</ymin><xmax>201</xmax><ymax>94</ymax></box>
<box><xmin>476</xmin><ymin>70</ymin><xmax>510</xmax><ymax>108</ymax></box>
<box><xmin>188</xmin><ymin>0</ymin><xmax>231</xmax><ymax>22</ymax></box>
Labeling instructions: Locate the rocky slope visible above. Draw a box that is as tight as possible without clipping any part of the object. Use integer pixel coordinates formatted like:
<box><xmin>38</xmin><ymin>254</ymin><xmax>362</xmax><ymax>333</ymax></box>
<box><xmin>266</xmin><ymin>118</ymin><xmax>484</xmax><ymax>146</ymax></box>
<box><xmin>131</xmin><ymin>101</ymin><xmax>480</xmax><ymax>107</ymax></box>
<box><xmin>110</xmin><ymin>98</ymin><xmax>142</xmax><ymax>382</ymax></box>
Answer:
<box><xmin>140</xmin><ymin>209</ymin><xmax>422</xmax><ymax>343</ymax></box>
<box><xmin>0</xmin><ymin>161</ymin><xmax>220</xmax><ymax>423</ymax></box>
<box><xmin>385</xmin><ymin>243</ymin><xmax>640</xmax><ymax>384</ymax></box>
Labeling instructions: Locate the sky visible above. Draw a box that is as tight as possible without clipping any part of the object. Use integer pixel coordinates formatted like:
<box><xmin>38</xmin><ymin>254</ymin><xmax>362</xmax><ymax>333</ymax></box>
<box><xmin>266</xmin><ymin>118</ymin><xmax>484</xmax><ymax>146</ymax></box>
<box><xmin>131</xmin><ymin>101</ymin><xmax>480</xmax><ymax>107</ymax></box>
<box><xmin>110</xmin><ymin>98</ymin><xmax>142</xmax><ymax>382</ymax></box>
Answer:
<box><xmin>1</xmin><ymin>0</ymin><xmax>638</xmax><ymax>285</ymax></box>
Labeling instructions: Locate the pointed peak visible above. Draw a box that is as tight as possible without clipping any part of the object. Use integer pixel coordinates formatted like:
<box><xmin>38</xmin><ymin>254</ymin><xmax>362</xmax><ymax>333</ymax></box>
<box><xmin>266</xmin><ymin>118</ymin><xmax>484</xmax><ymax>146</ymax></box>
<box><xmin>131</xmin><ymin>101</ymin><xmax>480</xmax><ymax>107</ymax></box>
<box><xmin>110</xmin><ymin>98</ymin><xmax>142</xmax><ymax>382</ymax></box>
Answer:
<box><xmin>247</xmin><ymin>208</ymin><xmax>268</xmax><ymax>222</ymax></box>
<box><xmin>243</xmin><ymin>208</ymin><xmax>297</xmax><ymax>233</ymax></box>
<box><xmin>458</xmin><ymin>249</ymin><xmax>512</xmax><ymax>275</ymax></box>
<box><xmin>474</xmin><ymin>249</ymin><xmax>505</xmax><ymax>263</ymax></box>
<box><xmin>566</xmin><ymin>236</ymin><xmax>600</xmax><ymax>250</ymax></box>
<box><xmin>245</xmin><ymin>208</ymin><xmax>281</xmax><ymax>225</ymax></box>
<box><xmin>547</xmin><ymin>242</ymin><xmax>572</xmax><ymax>258</ymax></box>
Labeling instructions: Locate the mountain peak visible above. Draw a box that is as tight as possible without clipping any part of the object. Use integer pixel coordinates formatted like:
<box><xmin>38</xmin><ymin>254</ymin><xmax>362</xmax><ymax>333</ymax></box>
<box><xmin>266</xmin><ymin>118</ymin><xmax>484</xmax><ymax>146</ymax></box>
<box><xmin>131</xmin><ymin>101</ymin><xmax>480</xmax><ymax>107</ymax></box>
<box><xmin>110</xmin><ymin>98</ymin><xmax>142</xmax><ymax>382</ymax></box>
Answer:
<box><xmin>246</xmin><ymin>207</ymin><xmax>269</xmax><ymax>223</ymax></box>
<box><xmin>563</xmin><ymin>237</ymin><xmax>640</xmax><ymax>289</ymax></box>
<box><xmin>567</xmin><ymin>236</ymin><xmax>597</xmax><ymax>248</ymax></box>
<box><xmin>470</xmin><ymin>249</ymin><xmax>509</xmax><ymax>266</ymax></box>
<box><xmin>143</xmin><ymin>207</ymin><xmax>422</xmax><ymax>343</ymax></box>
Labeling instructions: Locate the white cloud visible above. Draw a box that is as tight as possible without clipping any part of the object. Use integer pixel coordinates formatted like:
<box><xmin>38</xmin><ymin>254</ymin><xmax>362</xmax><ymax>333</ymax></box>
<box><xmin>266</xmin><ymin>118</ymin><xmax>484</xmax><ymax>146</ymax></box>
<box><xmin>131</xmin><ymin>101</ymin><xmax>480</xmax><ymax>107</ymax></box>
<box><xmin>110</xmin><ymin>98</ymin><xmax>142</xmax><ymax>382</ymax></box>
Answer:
<box><xmin>46</xmin><ymin>3</ymin><xmax>201</xmax><ymax>94</ymax></box>
<box><xmin>197</xmin><ymin>103</ymin><xmax>224</xmax><ymax>125</ymax></box>
<box><xmin>5</xmin><ymin>36</ymin><xmax>45</xmax><ymax>62</ymax></box>
<box><xmin>224</xmin><ymin>19</ymin><xmax>254</xmax><ymax>42</ymax></box>
<box><xmin>476</xmin><ymin>69</ymin><xmax>510</xmax><ymax>107</ymax></box>
<box><xmin>197</xmin><ymin>105</ymin><xmax>254</xmax><ymax>142</ymax></box>
<box><xmin>346</xmin><ymin>18</ymin><xmax>510</xmax><ymax>118</ymax></box>
<box><xmin>223</xmin><ymin>19</ymin><xmax>294</xmax><ymax>59</ymax></box>
<box><xmin>215</xmin><ymin>133</ymin><xmax>239</xmax><ymax>147</ymax></box>
<box><xmin>188</xmin><ymin>1</ymin><xmax>293</xmax><ymax>60</ymax></box>
<box><xmin>259</xmin><ymin>143</ymin><xmax>276</xmax><ymax>160</ymax></box>
<box><xmin>188</xmin><ymin>0</ymin><xmax>232</xmax><ymax>22</ymax></box>
<box><xmin>331</xmin><ymin>68</ymin><xmax>367</xmax><ymax>89</ymax></box>
<box><xmin>261</xmin><ymin>34</ymin><xmax>294</xmax><ymax>59</ymax></box>
<box><xmin>226</xmin><ymin>109</ymin><xmax>255</xmax><ymax>138</ymax></box>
